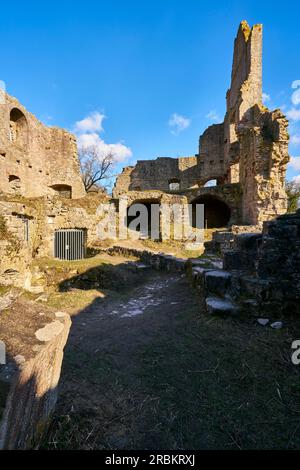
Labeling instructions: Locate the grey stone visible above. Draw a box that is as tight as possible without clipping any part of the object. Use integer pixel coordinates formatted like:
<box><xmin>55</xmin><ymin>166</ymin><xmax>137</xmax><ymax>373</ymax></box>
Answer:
<box><xmin>35</xmin><ymin>320</ymin><xmax>65</xmax><ymax>342</ymax></box>
<box><xmin>206</xmin><ymin>296</ymin><xmax>239</xmax><ymax>316</ymax></box>
<box><xmin>257</xmin><ymin>318</ymin><xmax>269</xmax><ymax>326</ymax></box>
<box><xmin>270</xmin><ymin>321</ymin><xmax>283</xmax><ymax>329</ymax></box>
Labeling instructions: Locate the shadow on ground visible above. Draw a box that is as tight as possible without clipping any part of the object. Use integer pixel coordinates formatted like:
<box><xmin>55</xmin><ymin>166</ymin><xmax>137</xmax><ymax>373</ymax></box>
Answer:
<box><xmin>42</xmin><ymin>259</ymin><xmax>300</xmax><ymax>450</ymax></box>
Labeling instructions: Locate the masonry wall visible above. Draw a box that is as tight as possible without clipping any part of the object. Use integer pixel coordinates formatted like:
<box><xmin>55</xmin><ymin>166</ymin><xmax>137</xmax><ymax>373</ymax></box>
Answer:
<box><xmin>113</xmin><ymin>156</ymin><xmax>202</xmax><ymax>197</ymax></box>
<box><xmin>0</xmin><ymin>93</ymin><xmax>85</xmax><ymax>199</ymax></box>
<box><xmin>113</xmin><ymin>20</ymin><xmax>289</xmax><ymax>227</ymax></box>
<box><xmin>238</xmin><ymin>106</ymin><xmax>289</xmax><ymax>224</ymax></box>
<box><xmin>0</xmin><ymin>194</ymin><xmax>105</xmax><ymax>290</ymax></box>
<box><xmin>0</xmin><ymin>312</ymin><xmax>71</xmax><ymax>449</ymax></box>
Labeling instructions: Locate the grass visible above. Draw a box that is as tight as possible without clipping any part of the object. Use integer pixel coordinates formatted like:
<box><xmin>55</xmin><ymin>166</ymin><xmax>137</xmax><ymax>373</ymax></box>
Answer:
<box><xmin>42</xmin><ymin>273</ymin><xmax>300</xmax><ymax>450</ymax></box>
<box><xmin>0</xmin><ymin>285</ymin><xmax>10</xmax><ymax>296</ymax></box>
<box><xmin>0</xmin><ymin>215</ymin><xmax>8</xmax><ymax>240</ymax></box>
<box><xmin>45</xmin><ymin>289</ymin><xmax>106</xmax><ymax>311</ymax></box>
<box><xmin>29</xmin><ymin>253</ymin><xmax>148</xmax><ymax>313</ymax></box>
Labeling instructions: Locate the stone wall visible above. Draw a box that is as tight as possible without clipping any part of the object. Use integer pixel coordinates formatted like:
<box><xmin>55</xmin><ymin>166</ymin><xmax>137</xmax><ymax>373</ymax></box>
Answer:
<box><xmin>113</xmin><ymin>156</ymin><xmax>202</xmax><ymax>197</ymax></box>
<box><xmin>113</xmin><ymin>21</ymin><xmax>289</xmax><ymax>228</ymax></box>
<box><xmin>0</xmin><ymin>194</ymin><xmax>106</xmax><ymax>290</ymax></box>
<box><xmin>0</xmin><ymin>310</ymin><xmax>71</xmax><ymax>449</ymax></box>
<box><xmin>0</xmin><ymin>93</ymin><xmax>85</xmax><ymax>199</ymax></box>
<box><xmin>238</xmin><ymin>106</ymin><xmax>289</xmax><ymax>224</ymax></box>
<box><xmin>196</xmin><ymin>210</ymin><xmax>300</xmax><ymax>316</ymax></box>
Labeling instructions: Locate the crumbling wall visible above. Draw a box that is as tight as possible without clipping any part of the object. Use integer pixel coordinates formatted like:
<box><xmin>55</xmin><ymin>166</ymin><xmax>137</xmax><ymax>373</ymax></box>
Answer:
<box><xmin>0</xmin><ymin>93</ymin><xmax>85</xmax><ymax>199</ymax></box>
<box><xmin>0</xmin><ymin>311</ymin><xmax>71</xmax><ymax>449</ymax></box>
<box><xmin>113</xmin><ymin>157</ymin><xmax>202</xmax><ymax>197</ymax></box>
<box><xmin>0</xmin><ymin>194</ymin><xmax>107</xmax><ymax>290</ymax></box>
<box><xmin>197</xmin><ymin>124</ymin><xmax>225</xmax><ymax>183</ymax></box>
<box><xmin>238</xmin><ymin>106</ymin><xmax>289</xmax><ymax>224</ymax></box>
<box><xmin>113</xmin><ymin>21</ymin><xmax>288</xmax><ymax>227</ymax></box>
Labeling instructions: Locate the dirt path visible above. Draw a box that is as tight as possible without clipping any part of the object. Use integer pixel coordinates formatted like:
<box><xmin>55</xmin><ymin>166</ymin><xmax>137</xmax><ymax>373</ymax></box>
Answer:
<box><xmin>45</xmin><ymin>264</ymin><xmax>300</xmax><ymax>450</ymax></box>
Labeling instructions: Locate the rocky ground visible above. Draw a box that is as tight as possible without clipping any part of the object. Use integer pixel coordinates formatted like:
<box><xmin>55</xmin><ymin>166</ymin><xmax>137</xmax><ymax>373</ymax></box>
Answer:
<box><xmin>37</xmin><ymin>253</ymin><xmax>300</xmax><ymax>450</ymax></box>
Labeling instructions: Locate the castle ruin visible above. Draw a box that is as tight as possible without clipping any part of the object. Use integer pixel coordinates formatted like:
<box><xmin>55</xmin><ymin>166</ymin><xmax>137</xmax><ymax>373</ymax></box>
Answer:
<box><xmin>0</xmin><ymin>94</ymin><xmax>86</xmax><ymax>199</ymax></box>
<box><xmin>113</xmin><ymin>21</ymin><xmax>290</xmax><ymax>229</ymax></box>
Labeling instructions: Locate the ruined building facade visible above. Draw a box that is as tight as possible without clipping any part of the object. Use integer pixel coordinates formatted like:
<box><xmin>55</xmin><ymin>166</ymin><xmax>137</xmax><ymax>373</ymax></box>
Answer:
<box><xmin>0</xmin><ymin>93</ymin><xmax>86</xmax><ymax>199</ymax></box>
<box><xmin>113</xmin><ymin>21</ymin><xmax>290</xmax><ymax>227</ymax></box>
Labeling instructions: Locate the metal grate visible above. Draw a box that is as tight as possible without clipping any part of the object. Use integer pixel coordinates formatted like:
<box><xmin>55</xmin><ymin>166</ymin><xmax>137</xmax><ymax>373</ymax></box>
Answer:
<box><xmin>54</xmin><ymin>229</ymin><xmax>87</xmax><ymax>261</ymax></box>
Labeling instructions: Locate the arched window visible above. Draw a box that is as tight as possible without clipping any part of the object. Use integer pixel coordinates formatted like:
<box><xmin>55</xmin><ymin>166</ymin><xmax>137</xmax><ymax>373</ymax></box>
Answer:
<box><xmin>9</xmin><ymin>108</ymin><xmax>28</xmax><ymax>148</ymax></box>
<box><xmin>204</xmin><ymin>179</ymin><xmax>217</xmax><ymax>187</ymax></box>
<box><xmin>8</xmin><ymin>175</ymin><xmax>21</xmax><ymax>194</ymax></box>
<box><xmin>168</xmin><ymin>178</ymin><xmax>180</xmax><ymax>191</ymax></box>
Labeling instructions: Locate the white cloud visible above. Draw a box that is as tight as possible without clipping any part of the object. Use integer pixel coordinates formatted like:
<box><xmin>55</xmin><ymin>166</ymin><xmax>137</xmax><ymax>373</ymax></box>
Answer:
<box><xmin>74</xmin><ymin>112</ymin><xmax>132</xmax><ymax>162</ymax></box>
<box><xmin>291</xmin><ymin>86</ymin><xmax>300</xmax><ymax>106</ymax></box>
<box><xmin>289</xmin><ymin>156</ymin><xmax>300</xmax><ymax>171</ymax></box>
<box><xmin>206</xmin><ymin>110</ymin><xmax>221</xmax><ymax>123</ymax></box>
<box><xmin>283</xmin><ymin>81</ymin><xmax>300</xmax><ymax>122</ymax></box>
<box><xmin>168</xmin><ymin>113</ymin><xmax>191</xmax><ymax>135</ymax></box>
<box><xmin>77</xmin><ymin>132</ymin><xmax>132</xmax><ymax>162</ymax></box>
<box><xmin>262</xmin><ymin>92</ymin><xmax>271</xmax><ymax>103</ymax></box>
<box><xmin>292</xmin><ymin>175</ymin><xmax>300</xmax><ymax>186</ymax></box>
<box><xmin>291</xmin><ymin>80</ymin><xmax>300</xmax><ymax>106</ymax></box>
<box><xmin>287</xmin><ymin>108</ymin><xmax>300</xmax><ymax>121</ymax></box>
<box><xmin>74</xmin><ymin>111</ymin><xmax>106</xmax><ymax>133</ymax></box>
<box><xmin>291</xmin><ymin>134</ymin><xmax>300</xmax><ymax>145</ymax></box>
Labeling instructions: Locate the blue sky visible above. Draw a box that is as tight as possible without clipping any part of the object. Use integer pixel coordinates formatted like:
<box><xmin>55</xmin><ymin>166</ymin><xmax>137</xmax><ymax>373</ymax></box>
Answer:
<box><xmin>1</xmin><ymin>0</ymin><xmax>300</xmax><ymax>183</ymax></box>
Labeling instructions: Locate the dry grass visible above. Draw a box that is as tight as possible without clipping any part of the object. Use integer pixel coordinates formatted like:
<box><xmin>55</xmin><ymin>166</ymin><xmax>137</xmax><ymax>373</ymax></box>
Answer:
<box><xmin>42</xmin><ymin>270</ymin><xmax>300</xmax><ymax>450</ymax></box>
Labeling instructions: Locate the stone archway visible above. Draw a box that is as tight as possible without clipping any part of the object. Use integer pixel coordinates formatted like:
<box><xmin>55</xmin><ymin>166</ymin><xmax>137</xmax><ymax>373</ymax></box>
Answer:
<box><xmin>126</xmin><ymin>199</ymin><xmax>160</xmax><ymax>239</ymax></box>
<box><xmin>9</xmin><ymin>108</ymin><xmax>28</xmax><ymax>148</ymax></box>
<box><xmin>191</xmin><ymin>194</ymin><xmax>231</xmax><ymax>228</ymax></box>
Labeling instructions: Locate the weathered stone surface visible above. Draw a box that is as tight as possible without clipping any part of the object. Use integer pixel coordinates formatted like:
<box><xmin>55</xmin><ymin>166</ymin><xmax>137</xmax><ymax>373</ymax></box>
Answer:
<box><xmin>113</xmin><ymin>21</ymin><xmax>289</xmax><ymax>228</ymax></box>
<box><xmin>205</xmin><ymin>270</ymin><xmax>232</xmax><ymax>296</ymax></box>
<box><xmin>198</xmin><ymin>210</ymin><xmax>300</xmax><ymax>316</ymax></box>
<box><xmin>270</xmin><ymin>321</ymin><xmax>283</xmax><ymax>329</ymax></box>
<box><xmin>205</xmin><ymin>297</ymin><xmax>239</xmax><ymax>316</ymax></box>
<box><xmin>257</xmin><ymin>318</ymin><xmax>269</xmax><ymax>326</ymax></box>
<box><xmin>0</xmin><ymin>313</ymin><xmax>71</xmax><ymax>449</ymax></box>
<box><xmin>35</xmin><ymin>320</ymin><xmax>65</xmax><ymax>342</ymax></box>
<box><xmin>108</xmin><ymin>245</ymin><xmax>187</xmax><ymax>273</ymax></box>
<box><xmin>0</xmin><ymin>93</ymin><xmax>85</xmax><ymax>199</ymax></box>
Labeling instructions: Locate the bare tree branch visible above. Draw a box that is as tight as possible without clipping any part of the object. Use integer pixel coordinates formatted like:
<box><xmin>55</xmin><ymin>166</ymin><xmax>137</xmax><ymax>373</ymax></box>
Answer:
<box><xmin>286</xmin><ymin>180</ymin><xmax>300</xmax><ymax>213</ymax></box>
<box><xmin>79</xmin><ymin>146</ymin><xmax>115</xmax><ymax>192</ymax></box>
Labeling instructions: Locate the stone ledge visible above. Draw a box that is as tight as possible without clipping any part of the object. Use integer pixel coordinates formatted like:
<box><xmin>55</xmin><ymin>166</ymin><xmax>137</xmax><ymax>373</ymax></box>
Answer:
<box><xmin>0</xmin><ymin>308</ymin><xmax>71</xmax><ymax>449</ymax></box>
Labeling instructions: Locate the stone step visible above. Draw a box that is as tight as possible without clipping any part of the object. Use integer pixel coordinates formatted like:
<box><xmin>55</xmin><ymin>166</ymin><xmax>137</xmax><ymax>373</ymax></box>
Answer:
<box><xmin>204</xmin><ymin>270</ymin><xmax>232</xmax><ymax>296</ymax></box>
<box><xmin>235</xmin><ymin>232</ymin><xmax>262</xmax><ymax>250</ymax></box>
<box><xmin>223</xmin><ymin>250</ymin><xmax>244</xmax><ymax>270</ymax></box>
<box><xmin>205</xmin><ymin>296</ymin><xmax>239</xmax><ymax>316</ymax></box>
<box><xmin>240</xmin><ymin>298</ymin><xmax>259</xmax><ymax>314</ymax></box>
<box><xmin>223</xmin><ymin>249</ymin><xmax>256</xmax><ymax>272</ymax></box>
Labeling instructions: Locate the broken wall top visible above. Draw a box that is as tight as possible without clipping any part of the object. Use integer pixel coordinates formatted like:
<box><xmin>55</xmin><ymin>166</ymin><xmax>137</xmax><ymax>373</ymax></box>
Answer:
<box><xmin>227</xmin><ymin>21</ymin><xmax>262</xmax><ymax>120</ymax></box>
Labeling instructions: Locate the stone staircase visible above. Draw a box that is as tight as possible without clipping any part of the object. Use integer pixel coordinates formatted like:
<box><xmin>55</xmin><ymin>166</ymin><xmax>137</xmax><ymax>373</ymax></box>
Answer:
<box><xmin>190</xmin><ymin>210</ymin><xmax>300</xmax><ymax>317</ymax></box>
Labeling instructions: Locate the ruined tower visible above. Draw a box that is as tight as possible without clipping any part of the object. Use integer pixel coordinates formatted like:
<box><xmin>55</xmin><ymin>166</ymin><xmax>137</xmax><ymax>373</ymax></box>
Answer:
<box><xmin>0</xmin><ymin>93</ymin><xmax>86</xmax><ymax>199</ymax></box>
<box><xmin>113</xmin><ymin>21</ymin><xmax>289</xmax><ymax>227</ymax></box>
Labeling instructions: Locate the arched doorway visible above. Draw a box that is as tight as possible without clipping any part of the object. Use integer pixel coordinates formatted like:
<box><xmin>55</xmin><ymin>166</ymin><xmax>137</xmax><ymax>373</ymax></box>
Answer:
<box><xmin>191</xmin><ymin>194</ymin><xmax>231</xmax><ymax>228</ymax></box>
<box><xmin>127</xmin><ymin>199</ymin><xmax>160</xmax><ymax>239</ymax></box>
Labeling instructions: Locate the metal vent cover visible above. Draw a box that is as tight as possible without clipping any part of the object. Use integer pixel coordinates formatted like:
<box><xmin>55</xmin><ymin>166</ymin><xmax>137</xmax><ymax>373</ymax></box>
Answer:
<box><xmin>54</xmin><ymin>229</ymin><xmax>87</xmax><ymax>260</ymax></box>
